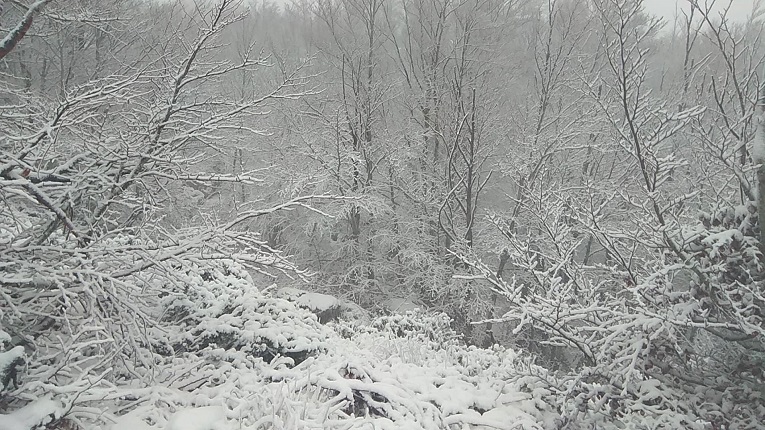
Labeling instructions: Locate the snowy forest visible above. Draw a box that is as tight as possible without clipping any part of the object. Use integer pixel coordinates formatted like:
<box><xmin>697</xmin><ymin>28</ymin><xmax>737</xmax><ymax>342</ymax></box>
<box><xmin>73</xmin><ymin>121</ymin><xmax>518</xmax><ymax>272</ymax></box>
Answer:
<box><xmin>1</xmin><ymin>0</ymin><xmax>764</xmax><ymax>428</ymax></box>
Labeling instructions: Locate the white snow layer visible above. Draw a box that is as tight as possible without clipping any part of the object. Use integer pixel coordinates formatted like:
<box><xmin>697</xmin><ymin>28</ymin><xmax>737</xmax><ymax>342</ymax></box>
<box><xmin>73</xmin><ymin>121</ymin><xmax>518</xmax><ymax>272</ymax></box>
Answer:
<box><xmin>0</xmin><ymin>399</ymin><xmax>62</xmax><ymax>430</ymax></box>
<box><xmin>277</xmin><ymin>287</ymin><xmax>339</xmax><ymax>312</ymax></box>
<box><xmin>166</xmin><ymin>406</ymin><xmax>228</xmax><ymax>430</ymax></box>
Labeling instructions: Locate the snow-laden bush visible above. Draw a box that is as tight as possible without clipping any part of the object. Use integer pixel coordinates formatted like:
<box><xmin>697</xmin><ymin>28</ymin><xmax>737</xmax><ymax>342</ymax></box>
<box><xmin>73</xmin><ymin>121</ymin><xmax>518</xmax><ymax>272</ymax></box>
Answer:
<box><xmin>106</xmin><ymin>305</ymin><xmax>556</xmax><ymax>430</ymax></box>
<box><xmin>275</xmin><ymin>287</ymin><xmax>343</xmax><ymax>323</ymax></box>
<box><xmin>319</xmin><ymin>310</ymin><xmax>560</xmax><ymax>428</ymax></box>
<box><xmin>157</xmin><ymin>261</ymin><xmax>330</xmax><ymax>365</ymax></box>
<box><xmin>0</xmin><ymin>329</ymin><xmax>68</xmax><ymax>430</ymax></box>
<box><xmin>370</xmin><ymin>309</ymin><xmax>459</xmax><ymax>345</ymax></box>
<box><xmin>460</xmin><ymin>201</ymin><xmax>765</xmax><ymax>429</ymax></box>
<box><xmin>0</xmin><ymin>231</ymin><xmax>328</xmax><ymax>430</ymax></box>
<box><xmin>0</xmin><ymin>329</ymin><xmax>24</xmax><ymax>394</ymax></box>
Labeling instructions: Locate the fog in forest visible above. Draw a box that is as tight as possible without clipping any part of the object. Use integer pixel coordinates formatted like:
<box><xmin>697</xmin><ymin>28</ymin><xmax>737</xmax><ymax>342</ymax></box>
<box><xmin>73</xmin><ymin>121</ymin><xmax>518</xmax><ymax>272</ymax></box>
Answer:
<box><xmin>1</xmin><ymin>0</ymin><xmax>764</xmax><ymax>429</ymax></box>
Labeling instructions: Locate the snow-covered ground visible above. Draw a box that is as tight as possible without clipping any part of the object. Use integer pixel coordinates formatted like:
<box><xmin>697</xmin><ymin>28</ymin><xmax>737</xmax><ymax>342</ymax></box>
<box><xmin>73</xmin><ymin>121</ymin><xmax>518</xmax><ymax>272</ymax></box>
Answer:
<box><xmin>0</xmin><ymin>262</ymin><xmax>559</xmax><ymax>430</ymax></box>
<box><xmin>2</xmin><ymin>256</ymin><xmax>754</xmax><ymax>430</ymax></box>
<box><xmin>101</xmin><ymin>304</ymin><xmax>556</xmax><ymax>430</ymax></box>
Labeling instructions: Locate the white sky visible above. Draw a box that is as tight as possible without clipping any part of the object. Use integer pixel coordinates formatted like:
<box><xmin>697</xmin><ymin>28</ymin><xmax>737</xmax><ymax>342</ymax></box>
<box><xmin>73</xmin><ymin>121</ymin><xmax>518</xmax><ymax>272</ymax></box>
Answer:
<box><xmin>644</xmin><ymin>0</ymin><xmax>760</xmax><ymax>23</ymax></box>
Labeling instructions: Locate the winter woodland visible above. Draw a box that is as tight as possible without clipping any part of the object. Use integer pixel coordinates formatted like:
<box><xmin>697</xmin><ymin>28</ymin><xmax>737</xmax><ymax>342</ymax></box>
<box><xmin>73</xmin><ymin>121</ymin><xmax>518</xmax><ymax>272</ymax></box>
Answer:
<box><xmin>0</xmin><ymin>0</ymin><xmax>764</xmax><ymax>428</ymax></box>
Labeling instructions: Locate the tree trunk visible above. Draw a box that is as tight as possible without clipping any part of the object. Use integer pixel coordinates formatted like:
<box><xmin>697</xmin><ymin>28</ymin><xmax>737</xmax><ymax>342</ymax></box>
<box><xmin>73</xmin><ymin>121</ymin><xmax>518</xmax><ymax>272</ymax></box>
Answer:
<box><xmin>754</xmin><ymin>74</ymin><xmax>765</xmax><ymax>260</ymax></box>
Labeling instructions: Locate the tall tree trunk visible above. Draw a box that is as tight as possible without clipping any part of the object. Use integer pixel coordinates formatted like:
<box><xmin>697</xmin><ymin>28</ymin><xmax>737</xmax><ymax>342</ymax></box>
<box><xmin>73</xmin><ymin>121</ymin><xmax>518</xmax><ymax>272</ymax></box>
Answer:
<box><xmin>754</xmin><ymin>76</ymin><xmax>765</xmax><ymax>259</ymax></box>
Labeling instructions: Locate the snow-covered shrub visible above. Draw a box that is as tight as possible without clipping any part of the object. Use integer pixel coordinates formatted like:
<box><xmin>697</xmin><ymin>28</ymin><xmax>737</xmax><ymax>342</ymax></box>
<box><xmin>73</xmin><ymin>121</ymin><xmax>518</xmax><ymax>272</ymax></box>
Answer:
<box><xmin>104</xmin><ymin>325</ymin><xmax>552</xmax><ymax>430</ymax></box>
<box><xmin>689</xmin><ymin>203</ymin><xmax>764</xmax><ymax>336</ymax></box>
<box><xmin>676</xmin><ymin>203</ymin><xmax>765</xmax><ymax>428</ymax></box>
<box><xmin>157</xmin><ymin>261</ymin><xmax>330</xmax><ymax>365</ymax></box>
<box><xmin>329</xmin><ymin>309</ymin><xmax>462</xmax><ymax>368</ymax></box>
<box><xmin>275</xmin><ymin>287</ymin><xmax>343</xmax><ymax>323</ymax></box>
<box><xmin>459</xmin><ymin>200</ymin><xmax>765</xmax><ymax>429</ymax></box>
<box><xmin>0</xmin><ymin>399</ymin><xmax>66</xmax><ymax>430</ymax></box>
<box><xmin>261</xmin><ymin>322</ymin><xmax>554</xmax><ymax>429</ymax></box>
<box><xmin>0</xmin><ymin>329</ymin><xmax>24</xmax><ymax>394</ymax></box>
<box><xmin>370</xmin><ymin>309</ymin><xmax>459</xmax><ymax>346</ymax></box>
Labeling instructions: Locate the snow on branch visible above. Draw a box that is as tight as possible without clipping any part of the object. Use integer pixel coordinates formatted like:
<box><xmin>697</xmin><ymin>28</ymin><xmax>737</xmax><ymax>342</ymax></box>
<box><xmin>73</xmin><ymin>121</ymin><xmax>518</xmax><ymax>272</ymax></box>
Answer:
<box><xmin>150</xmin><ymin>171</ymin><xmax>265</xmax><ymax>184</ymax></box>
<box><xmin>0</xmin><ymin>0</ymin><xmax>52</xmax><ymax>61</ymax></box>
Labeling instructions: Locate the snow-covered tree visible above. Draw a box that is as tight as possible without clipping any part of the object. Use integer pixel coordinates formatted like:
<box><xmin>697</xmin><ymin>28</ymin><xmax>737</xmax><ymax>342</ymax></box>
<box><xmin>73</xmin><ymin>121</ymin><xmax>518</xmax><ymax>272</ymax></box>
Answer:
<box><xmin>0</xmin><ymin>1</ymin><xmax>338</xmax><ymax>427</ymax></box>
